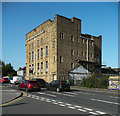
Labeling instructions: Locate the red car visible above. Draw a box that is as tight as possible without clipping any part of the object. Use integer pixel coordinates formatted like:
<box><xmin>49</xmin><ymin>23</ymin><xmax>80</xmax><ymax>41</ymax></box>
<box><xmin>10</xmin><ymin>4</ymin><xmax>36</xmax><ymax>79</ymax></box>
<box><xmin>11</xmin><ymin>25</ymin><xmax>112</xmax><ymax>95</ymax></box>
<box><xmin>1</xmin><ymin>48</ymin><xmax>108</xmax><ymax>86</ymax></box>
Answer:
<box><xmin>18</xmin><ymin>80</ymin><xmax>41</xmax><ymax>92</ymax></box>
<box><xmin>0</xmin><ymin>77</ymin><xmax>9</xmax><ymax>83</ymax></box>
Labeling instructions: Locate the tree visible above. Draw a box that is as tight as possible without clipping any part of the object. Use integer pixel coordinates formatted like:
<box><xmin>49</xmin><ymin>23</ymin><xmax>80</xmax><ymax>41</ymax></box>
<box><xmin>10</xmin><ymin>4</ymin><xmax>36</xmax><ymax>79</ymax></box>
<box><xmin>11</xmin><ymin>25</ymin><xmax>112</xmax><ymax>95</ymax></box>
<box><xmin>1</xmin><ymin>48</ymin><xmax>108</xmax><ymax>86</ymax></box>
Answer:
<box><xmin>1</xmin><ymin>61</ymin><xmax>17</xmax><ymax>77</ymax></box>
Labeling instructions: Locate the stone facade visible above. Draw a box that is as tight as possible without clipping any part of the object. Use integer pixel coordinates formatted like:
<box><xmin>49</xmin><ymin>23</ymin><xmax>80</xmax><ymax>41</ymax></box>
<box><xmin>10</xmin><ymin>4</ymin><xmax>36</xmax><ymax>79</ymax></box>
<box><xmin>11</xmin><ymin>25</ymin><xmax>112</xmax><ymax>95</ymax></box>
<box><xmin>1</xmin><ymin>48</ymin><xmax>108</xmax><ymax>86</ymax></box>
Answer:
<box><xmin>26</xmin><ymin>14</ymin><xmax>102</xmax><ymax>82</ymax></box>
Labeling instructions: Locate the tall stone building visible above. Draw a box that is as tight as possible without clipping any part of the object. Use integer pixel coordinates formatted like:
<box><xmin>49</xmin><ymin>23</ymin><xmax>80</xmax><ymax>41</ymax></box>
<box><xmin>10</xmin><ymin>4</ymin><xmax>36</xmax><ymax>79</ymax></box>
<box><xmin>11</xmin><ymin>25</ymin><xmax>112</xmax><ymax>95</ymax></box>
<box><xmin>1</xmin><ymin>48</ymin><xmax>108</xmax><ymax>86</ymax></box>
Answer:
<box><xmin>26</xmin><ymin>14</ymin><xmax>102</xmax><ymax>82</ymax></box>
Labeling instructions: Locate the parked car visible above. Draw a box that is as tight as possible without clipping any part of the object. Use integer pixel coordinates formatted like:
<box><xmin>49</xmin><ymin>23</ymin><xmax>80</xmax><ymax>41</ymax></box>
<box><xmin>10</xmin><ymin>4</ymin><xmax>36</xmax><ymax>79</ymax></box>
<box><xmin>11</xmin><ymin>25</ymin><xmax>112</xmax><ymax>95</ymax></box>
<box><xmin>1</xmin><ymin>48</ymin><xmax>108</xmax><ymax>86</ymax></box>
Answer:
<box><xmin>46</xmin><ymin>80</ymin><xmax>70</xmax><ymax>92</ymax></box>
<box><xmin>8</xmin><ymin>77</ymin><xmax>13</xmax><ymax>81</ymax></box>
<box><xmin>10</xmin><ymin>76</ymin><xmax>23</xmax><ymax>85</ymax></box>
<box><xmin>33</xmin><ymin>78</ymin><xmax>47</xmax><ymax>88</ymax></box>
<box><xmin>0</xmin><ymin>77</ymin><xmax>9</xmax><ymax>83</ymax></box>
<box><xmin>18</xmin><ymin>80</ymin><xmax>41</xmax><ymax>92</ymax></box>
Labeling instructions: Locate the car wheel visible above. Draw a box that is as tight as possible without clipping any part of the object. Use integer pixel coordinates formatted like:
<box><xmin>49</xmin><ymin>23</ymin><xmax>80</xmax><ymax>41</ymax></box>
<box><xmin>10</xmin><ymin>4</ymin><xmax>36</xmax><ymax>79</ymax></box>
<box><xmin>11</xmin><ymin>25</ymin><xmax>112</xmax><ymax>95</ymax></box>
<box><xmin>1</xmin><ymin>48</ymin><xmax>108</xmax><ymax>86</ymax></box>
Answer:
<box><xmin>56</xmin><ymin>88</ymin><xmax>60</xmax><ymax>92</ymax></box>
<box><xmin>25</xmin><ymin>87</ymin><xmax>29</xmax><ymax>92</ymax></box>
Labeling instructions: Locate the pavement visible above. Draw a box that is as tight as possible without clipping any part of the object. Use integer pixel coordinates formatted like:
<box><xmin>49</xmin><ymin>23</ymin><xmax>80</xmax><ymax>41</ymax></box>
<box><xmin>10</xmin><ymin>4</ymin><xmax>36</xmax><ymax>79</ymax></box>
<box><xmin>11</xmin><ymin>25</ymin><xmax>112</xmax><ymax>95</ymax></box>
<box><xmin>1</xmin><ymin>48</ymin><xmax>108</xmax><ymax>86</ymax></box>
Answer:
<box><xmin>0</xmin><ymin>84</ymin><xmax>23</xmax><ymax>104</ymax></box>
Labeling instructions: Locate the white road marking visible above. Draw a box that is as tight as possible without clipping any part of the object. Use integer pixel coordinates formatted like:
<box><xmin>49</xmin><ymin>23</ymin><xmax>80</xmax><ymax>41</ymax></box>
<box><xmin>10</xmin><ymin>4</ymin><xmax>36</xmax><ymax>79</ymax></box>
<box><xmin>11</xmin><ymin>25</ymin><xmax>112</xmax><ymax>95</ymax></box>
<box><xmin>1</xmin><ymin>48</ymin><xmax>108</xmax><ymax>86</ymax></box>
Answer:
<box><xmin>40</xmin><ymin>99</ymin><xmax>45</xmax><ymax>101</ymax></box>
<box><xmin>96</xmin><ymin>111</ymin><xmax>106</xmax><ymax>114</ymax></box>
<box><xmin>0</xmin><ymin>90</ymin><xmax>17</xmax><ymax>91</ymax></box>
<box><xmin>89</xmin><ymin>112</ymin><xmax>98</xmax><ymax>115</ymax></box>
<box><xmin>62</xmin><ymin>93</ymin><xmax>75</xmax><ymax>97</ymax></box>
<box><xmin>37</xmin><ymin>92</ymin><xmax>56</xmax><ymax>97</ymax></box>
<box><xmin>35</xmin><ymin>97</ymin><xmax>39</xmax><ymax>100</ymax></box>
<box><xmin>59</xmin><ymin>104</ymin><xmax>65</xmax><ymax>107</ymax></box>
<box><xmin>46</xmin><ymin>94</ymin><xmax>56</xmax><ymax>97</ymax></box>
<box><xmin>84</xmin><ymin>108</ymin><xmax>93</xmax><ymax>111</ymax></box>
<box><xmin>110</xmin><ymin>96</ymin><xmax>119</xmax><ymax>99</ymax></box>
<box><xmin>31</xmin><ymin>95</ymin><xmax>35</xmax><ymax>98</ymax></box>
<box><xmin>58</xmin><ymin>101</ymin><xmax>63</xmax><ymax>104</ymax></box>
<box><xmin>77</xmin><ymin>109</ymin><xmax>86</xmax><ymax>112</ymax></box>
<box><xmin>52</xmin><ymin>102</ymin><xmax>58</xmax><ymax>104</ymax></box>
<box><xmin>45</xmin><ymin>100</ymin><xmax>51</xmax><ymax>103</ymax></box>
<box><xmin>64</xmin><ymin>92</ymin><xmax>78</xmax><ymax>95</ymax></box>
<box><xmin>91</xmin><ymin>98</ymin><xmax>120</xmax><ymax>105</ymax></box>
<box><xmin>73</xmin><ymin>105</ymin><xmax>82</xmax><ymax>108</ymax></box>
<box><xmin>52</xmin><ymin>92</ymin><xmax>62</xmax><ymax>95</ymax></box>
<box><xmin>37</xmin><ymin>92</ymin><xmax>45</xmax><ymax>95</ymax></box>
<box><xmin>65</xmin><ymin>103</ymin><xmax>72</xmax><ymax>106</ymax></box>
<box><xmin>51</xmin><ymin>100</ymin><xmax>56</xmax><ymax>102</ymax></box>
<box><xmin>40</xmin><ymin>97</ymin><xmax>45</xmax><ymax>99</ymax></box>
<box><xmin>75</xmin><ymin>91</ymin><xmax>94</xmax><ymax>95</ymax></box>
<box><xmin>68</xmin><ymin>106</ymin><xmax>76</xmax><ymax>109</ymax></box>
<box><xmin>52</xmin><ymin>91</ymin><xmax>75</xmax><ymax>97</ymax></box>
<box><xmin>27</xmin><ymin>94</ymin><xmax>31</xmax><ymax>97</ymax></box>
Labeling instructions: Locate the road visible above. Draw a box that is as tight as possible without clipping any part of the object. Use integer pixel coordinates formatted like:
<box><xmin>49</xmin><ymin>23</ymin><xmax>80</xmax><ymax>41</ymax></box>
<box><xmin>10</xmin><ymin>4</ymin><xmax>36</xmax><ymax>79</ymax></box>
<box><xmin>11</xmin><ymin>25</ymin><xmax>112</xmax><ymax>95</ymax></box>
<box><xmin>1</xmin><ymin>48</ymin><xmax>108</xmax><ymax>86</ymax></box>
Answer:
<box><xmin>1</xmin><ymin>83</ymin><xmax>120</xmax><ymax>116</ymax></box>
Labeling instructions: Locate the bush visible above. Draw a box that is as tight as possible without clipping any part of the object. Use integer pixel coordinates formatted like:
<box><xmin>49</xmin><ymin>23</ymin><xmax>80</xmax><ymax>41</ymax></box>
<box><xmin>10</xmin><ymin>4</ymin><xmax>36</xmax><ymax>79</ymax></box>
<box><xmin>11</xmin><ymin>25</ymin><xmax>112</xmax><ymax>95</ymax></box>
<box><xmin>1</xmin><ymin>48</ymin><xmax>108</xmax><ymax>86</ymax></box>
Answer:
<box><xmin>79</xmin><ymin>74</ymin><xmax>108</xmax><ymax>89</ymax></box>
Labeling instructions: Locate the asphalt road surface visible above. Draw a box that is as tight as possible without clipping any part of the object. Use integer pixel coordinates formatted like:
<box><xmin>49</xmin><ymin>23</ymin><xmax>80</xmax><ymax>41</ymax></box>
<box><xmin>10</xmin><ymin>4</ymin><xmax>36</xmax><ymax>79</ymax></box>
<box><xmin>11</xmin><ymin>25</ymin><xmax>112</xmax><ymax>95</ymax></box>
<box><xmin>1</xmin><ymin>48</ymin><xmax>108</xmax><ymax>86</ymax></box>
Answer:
<box><xmin>1</xmin><ymin>83</ymin><xmax>120</xmax><ymax>116</ymax></box>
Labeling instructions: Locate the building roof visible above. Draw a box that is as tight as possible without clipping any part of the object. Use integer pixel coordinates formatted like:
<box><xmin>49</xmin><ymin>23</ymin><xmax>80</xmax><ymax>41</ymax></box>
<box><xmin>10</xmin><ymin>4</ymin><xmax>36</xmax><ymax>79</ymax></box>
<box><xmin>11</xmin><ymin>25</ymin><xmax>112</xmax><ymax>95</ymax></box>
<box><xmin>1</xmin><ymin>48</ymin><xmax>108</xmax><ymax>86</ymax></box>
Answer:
<box><xmin>18</xmin><ymin>66</ymin><xmax>26</xmax><ymax>71</ymax></box>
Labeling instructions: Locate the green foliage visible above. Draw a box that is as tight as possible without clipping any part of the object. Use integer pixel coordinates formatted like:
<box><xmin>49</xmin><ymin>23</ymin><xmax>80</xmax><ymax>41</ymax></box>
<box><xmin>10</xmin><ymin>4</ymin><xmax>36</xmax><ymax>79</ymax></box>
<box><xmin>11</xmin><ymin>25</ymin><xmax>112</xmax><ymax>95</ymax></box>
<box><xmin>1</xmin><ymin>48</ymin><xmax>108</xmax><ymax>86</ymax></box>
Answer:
<box><xmin>79</xmin><ymin>74</ymin><xmax>108</xmax><ymax>89</ymax></box>
<box><xmin>1</xmin><ymin>61</ymin><xmax>17</xmax><ymax>77</ymax></box>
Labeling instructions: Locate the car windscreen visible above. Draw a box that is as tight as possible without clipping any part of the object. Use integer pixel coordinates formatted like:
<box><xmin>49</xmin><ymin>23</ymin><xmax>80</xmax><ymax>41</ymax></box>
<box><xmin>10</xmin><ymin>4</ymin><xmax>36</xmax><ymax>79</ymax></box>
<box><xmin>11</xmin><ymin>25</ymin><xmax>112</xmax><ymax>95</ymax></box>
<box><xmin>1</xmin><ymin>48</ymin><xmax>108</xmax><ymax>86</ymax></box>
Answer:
<box><xmin>29</xmin><ymin>81</ymin><xmax>38</xmax><ymax>83</ymax></box>
<box><xmin>37</xmin><ymin>79</ymin><xmax>45</xmax><ymax>83</ymax></box>
<box><xmin>61</xmin><ymin>81</ymin><xmax>69</xmax><ymax>85</ymax></box>
<box><xmin>4</xmin><ymin>78</ymin><xmax>8</xmax><ymax>80</ymax></box>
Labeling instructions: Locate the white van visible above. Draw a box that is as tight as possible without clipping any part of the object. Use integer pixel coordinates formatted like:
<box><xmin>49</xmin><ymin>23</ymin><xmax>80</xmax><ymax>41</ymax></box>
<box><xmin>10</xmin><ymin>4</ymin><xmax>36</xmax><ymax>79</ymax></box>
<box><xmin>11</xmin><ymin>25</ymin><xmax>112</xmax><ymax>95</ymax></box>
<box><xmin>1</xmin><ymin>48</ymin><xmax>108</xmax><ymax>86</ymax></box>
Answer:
<box><xmin>10</xmin><ymin>76</ymin><xmax>23</xmax><ymax>84</ymax></box>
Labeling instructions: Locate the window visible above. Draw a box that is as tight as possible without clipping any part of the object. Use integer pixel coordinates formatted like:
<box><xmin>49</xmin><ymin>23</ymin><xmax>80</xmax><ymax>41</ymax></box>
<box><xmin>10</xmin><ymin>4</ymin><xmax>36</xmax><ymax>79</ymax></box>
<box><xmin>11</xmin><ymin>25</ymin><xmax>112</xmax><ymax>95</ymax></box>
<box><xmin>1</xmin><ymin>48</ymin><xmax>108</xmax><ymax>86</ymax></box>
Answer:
<box><xmin>71</xmin><ymin>36</ymin><xmax>74</xmax><ymax>42</ymax></box>
<box><xmin>52</xmin><ymin>40</ymin><xmax>55</xmax><ymax>47</ymax></box>
<box><xmin>32</xmin><ymin>64</ymin><xmax>34</xmax><ymax>74</ymax></box>
<box><xmin>71</xmin><ymin>63</ymin><xmax>74</xmax><ymax>69</ymax></box>
<box><xmin>85</xmin><ymin>52</ymin><xmax>87</xmax><ymax>58</ymax></box>
<box><xmin>77</xmin><ymin>24</ymin><xmax>79</xmax><ymax>30</ymax></box>
<box><xmin>54</xmin><ymin>56</ymin><xmax>55</xmax><ymax>63</ymax></box>
<box><xmin>77</xmin><ymin>37</ymin><xmax>79</xmax><ymax>43</ymax></box>
<box><xmin>29</xmin><ymin>53</ymin><xmax>31</xmax><ymax>61</ymax></box>
<box><xmin>82</xmin><ymin>52</ymin><xmax>84</xmax><ymax>56</ymax></box>
<box><xmin>82</xmin><ymin>39</ymin><xmax>84</xmax><ymax>44</ymax></box>
<box><xmin>91</xmin><ymin>41</ymin><xmax>94</xmax><ymax>46</ymax></box>
<box><xmin>60</xmin><ymin>56</ymin><xmax>63</xmax><ymax>63</ymax></box>
<box><xmin>41</xmin><ymin>38</ymin><xmax>43</xmax><ymax>44</ymax></box>
<box><xmin>46</xmin><ymin>46</ymin><xmax>48</xmax><ymax>57</ymax></box>
<box><xmin>32</xmin><ymin>51</ymin><xmax>34</xmax><ymax>61</ymax></box>
<box><xmin>85</xmin><ymin>39</ymin><xmax>87</xmax><ymax>45</ymax></box>
<box><xmin>37</xmin><ymin>40</ymin><xmax>39</xmax><ymax>47</ymax></box>
<box><xmin>32</xmin><ymin>43</ymin><xmax>34</xmax><ymax>49</ymax></box>
<box><xmin>46</xmin><ymin>61</ymin><xmax>48</xmax><ymax>73</ymax></box>
<box><xmin>37</xmin><ymin>49</ymin><xmax>39</xmax><ymax>59</ymax></box>
<box><xmin>29</xmin><ymin>44</ymin><xmax>31</xmax><ymax>49</ymax></box>
<box><xmin>41</xmin><ymin>48</ymin><xmax>43</xmax><ymax>58</ymax></box>
<box><xmin>29</xmin><ymin>65</ymin><xmax>31</xmax><ymax>71</ymax></box>
<box><xmin>41</xmin><ymin>62</ymin><xmax>43</xmax><ymax>73</ymax></box>
<box><xmin>77</xmin><ymin>51</ymin><xmax>79</xmax><ymax>56</ymax></box>
<box><xmin>37</xmin><ymin>63</ymin><xmax>39</xmax><ymax>73</ymax></box>
<box><xmin>60</xmin><ymin>32</ymin><xmax>63</xmax><ymax>39</ymax></box>
<box><xmin>96</xmin><ymin>55</ymin><xmax>99</xmax><ymax>62</ymax></box>
<box><xmin>91</xmin><ymin>53</ymin><xmax>92</xmax><ymax>58</ymax></box>
<box><xmin>71</xmin><ymin>50</ymin><xmax>74</xmax><ymax>56</ymax></box>
<box><xmin>62</xmin><ymin>33</ymin><xmax>63</xmax><ymax>39</ymax></box>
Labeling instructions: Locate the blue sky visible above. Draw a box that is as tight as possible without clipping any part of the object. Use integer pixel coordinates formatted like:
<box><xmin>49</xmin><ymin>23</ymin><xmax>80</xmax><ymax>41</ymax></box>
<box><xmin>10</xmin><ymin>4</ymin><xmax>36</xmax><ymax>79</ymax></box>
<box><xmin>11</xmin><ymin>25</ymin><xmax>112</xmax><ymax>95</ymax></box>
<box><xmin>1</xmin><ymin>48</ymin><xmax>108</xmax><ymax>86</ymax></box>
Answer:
<box><xmin>2</xmin><ymin>2</ymin><xmax>118</xmax><ymax>70</ymax></box>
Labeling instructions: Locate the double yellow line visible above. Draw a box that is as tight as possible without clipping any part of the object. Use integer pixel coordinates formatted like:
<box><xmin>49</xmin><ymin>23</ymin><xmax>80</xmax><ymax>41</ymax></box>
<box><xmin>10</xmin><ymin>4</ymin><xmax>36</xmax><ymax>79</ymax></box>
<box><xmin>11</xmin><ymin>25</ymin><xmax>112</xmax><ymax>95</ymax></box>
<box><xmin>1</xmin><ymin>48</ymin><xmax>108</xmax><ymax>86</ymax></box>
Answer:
<box><xmin>0</xmin><ymin>91</ymin><xmax>27</xmax><ymax>107</ymax></box>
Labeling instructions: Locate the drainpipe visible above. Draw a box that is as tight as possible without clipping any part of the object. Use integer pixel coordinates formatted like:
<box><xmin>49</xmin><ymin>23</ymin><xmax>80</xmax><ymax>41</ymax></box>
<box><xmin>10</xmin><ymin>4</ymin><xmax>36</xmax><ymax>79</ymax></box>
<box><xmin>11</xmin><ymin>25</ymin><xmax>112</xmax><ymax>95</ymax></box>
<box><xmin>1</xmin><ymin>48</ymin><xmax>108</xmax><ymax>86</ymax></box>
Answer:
<box><xmin>34</xmin><ymin>38</ymin><xmax>36</xmax><ymax>78</ymax></box>
<box><xmin>87</xmin><ymin>39</ymin><xmax>89</xmax><ymax>75</ymax></box>
<box><xmin>47</xmin><ymin>27</ymin><xmax>50</xmax><ymax>82</ymax></box>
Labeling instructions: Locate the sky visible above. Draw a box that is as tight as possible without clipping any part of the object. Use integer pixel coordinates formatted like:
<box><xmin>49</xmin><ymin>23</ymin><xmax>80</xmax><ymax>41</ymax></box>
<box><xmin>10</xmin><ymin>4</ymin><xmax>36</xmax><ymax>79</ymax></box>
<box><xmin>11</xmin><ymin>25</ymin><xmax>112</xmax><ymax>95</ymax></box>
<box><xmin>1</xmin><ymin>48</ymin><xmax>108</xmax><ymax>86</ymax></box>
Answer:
<box><xmin>2</xmin><ymin>2</ymin><xmax>118</xmax><ymax>70</ymax></box>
